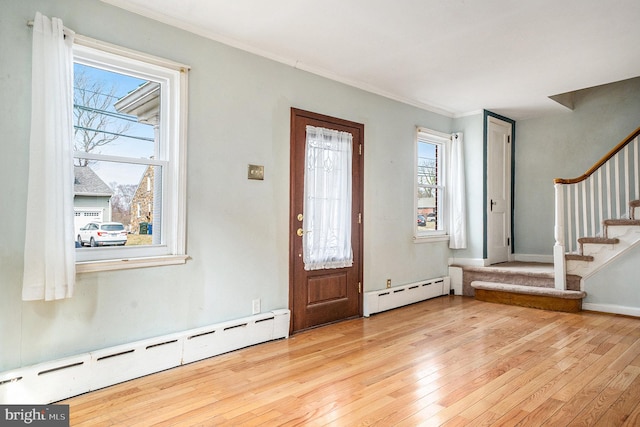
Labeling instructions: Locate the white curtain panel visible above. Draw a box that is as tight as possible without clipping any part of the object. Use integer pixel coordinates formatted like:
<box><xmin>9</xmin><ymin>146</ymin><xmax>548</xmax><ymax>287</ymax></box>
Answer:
<box><xmin>22</xmin><ymin>12</ymin><xmax>76</xmax><ymax>300</ymax></box>
<box><xmin>448</xmin><ymin>132</ymin><xmax>467</xmax><ymax>249</ymax></box>
<box><xmin>303</xmin><ymin>125</ymin><xmax>353</xmax><ymax>270</ymax></box>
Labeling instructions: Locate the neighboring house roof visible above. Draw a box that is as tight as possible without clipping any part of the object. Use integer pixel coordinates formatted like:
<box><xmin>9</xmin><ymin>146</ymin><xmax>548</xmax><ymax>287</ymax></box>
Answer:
<box><xmin>74</xmin><ymin>166</ymin><xmax>113</xmax><ymax>197</ymax></box>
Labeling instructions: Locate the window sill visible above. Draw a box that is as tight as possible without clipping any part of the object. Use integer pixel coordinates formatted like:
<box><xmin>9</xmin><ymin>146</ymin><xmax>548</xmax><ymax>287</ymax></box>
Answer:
<box><xmin>76</xmin><ymin>255</ymin><xmax>189</xmax><ymax>273</ymax></box>
<box><xmin>413</xmin><ymin>234</ymin><xmax>450</xmax><ymax>244</ymax></box>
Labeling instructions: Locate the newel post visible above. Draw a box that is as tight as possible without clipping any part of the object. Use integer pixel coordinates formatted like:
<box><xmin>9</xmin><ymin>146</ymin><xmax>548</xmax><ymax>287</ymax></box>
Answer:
<box><xmin>553</xmin><ymin>183</ymin><xmax>567</xmax><ymax>290</ymax></box>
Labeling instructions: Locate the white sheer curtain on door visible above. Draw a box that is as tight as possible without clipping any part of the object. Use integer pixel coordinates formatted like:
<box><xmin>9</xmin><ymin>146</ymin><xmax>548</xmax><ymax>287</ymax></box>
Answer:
<box><xmin>447</xmin><ymin>132</ymin><xmax>467</xmax><ymax>249</ymax></box>
<box><xmin>303</xmin><ymin>126</ymin><xmax>353</xmax><ymax>270</ymax></box>
<box><xmin>22</xmin><ymin>12</ymin><xmax>76</xmax><ymax>300</ymax></box>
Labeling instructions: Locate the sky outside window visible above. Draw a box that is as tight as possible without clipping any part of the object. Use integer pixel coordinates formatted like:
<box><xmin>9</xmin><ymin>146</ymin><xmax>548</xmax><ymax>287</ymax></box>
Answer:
<box><xmin>73</xmin><ymin>63</ymin><xmax>156</xmax><ymax>187</ymax></box>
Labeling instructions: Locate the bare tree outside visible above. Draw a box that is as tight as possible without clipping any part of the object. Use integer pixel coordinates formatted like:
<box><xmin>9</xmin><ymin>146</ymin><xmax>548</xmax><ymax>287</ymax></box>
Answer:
<box><xmin>72</xmin><ymin>63</ymin><xmax>156</xmax><ymax>247</ymax></box>
<box><xmin>417</xmin><ymin>157</ymin><xmax>437</xmax><ymax>198</ymax></box>
<box><xmin>73</xmin><ymin>69</ymin><xmax>131</xmax><ymax>166</ymax></box>
<box><xmin>109</xmin><ymin>182</ymin><xmax>137</xmax><ymax>225</ymax></box>
<box><xmin>417</xmin><ymin>141</ymin><xmax>440</xmax><ymax>231</ymax></box>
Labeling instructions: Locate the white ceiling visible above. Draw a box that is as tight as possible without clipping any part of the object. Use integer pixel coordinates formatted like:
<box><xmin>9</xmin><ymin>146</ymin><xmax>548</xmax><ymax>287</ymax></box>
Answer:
<box><xmin>102</xmin><ymin>0</ymin><xmax>640</xmax><ymax>119</ymax></box>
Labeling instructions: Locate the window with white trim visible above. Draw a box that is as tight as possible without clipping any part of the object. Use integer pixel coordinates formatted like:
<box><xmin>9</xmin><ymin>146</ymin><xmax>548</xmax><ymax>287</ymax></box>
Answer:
<box><xmin>72</xmin><ymin>41</ymin><xmax>188</xmax><ymax>269</ymax></box>
<box><xmin>416</xmin><ymin>128</ymin><xmax>447</xmax><ymax>239</ymax></box>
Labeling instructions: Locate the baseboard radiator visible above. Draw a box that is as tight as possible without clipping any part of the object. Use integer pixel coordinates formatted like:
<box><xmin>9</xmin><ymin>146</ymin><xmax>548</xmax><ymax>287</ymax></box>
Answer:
<box><xmin>364</xmin><ymin>277</ymin><xmax>450</xmax><ymax>317</ymax></box>
<box><xmin>0</xmin><ymin>309</ymin><xmax>290</xmax><ymax>404</ymax></box>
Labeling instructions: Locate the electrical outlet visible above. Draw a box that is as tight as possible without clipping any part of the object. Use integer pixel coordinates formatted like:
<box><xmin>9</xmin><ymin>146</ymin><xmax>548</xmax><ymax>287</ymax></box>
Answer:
<box><xmin>386</xmin><ymin>279</ymin><xmax>391</xmax><ymax>288</ymax></box>
<box><xmin>252</xmin><ymin>299</ymin><xmax>261</xmax><ymax>314</ymax></box>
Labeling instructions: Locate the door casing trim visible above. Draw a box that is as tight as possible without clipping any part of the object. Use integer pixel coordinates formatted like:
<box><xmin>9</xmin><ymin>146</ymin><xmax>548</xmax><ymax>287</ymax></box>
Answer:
<box><xmin>483</xmin><ymin>110</ymin><xmax>516</xmax><ymax>260</ymax></box>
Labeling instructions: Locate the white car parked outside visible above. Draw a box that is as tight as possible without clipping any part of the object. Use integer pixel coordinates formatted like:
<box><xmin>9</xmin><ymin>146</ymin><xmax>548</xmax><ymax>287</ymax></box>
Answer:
<box><xmin>77</xmin><ymin>222</ymin><xmax>127</xmax><ymax>247</ymax></box>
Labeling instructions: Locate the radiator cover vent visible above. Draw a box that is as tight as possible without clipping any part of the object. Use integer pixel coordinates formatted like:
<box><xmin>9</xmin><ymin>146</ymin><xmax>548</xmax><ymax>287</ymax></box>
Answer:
<box><xmin>364</xmin><ymin>277</ymin><xmax>450</xmax><ymax>316</ymax></box>
<box><xmin>0</xmin><ymin>309</ymin><xmax>290</xmax><ymax>404</ymax></box>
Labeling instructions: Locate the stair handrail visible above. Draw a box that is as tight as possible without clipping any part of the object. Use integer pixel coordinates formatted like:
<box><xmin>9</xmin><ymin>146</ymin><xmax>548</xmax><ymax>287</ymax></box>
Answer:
<box><xmin>553</xmin><ymin>125</ymin><xmax>640</xmax><ymax>291</ymax></box>
<box><xmin>554</xmin><ymin>126</ymin><xmax>640</xmax><ymax>184</ymax></box>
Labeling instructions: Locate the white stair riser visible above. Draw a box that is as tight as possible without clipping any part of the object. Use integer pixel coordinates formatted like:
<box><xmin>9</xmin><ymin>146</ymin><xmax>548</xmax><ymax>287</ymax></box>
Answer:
<box><xmin>568</xmin><ymin>226</ymin><xmax>640</xmax><ymax>277</ymax></box>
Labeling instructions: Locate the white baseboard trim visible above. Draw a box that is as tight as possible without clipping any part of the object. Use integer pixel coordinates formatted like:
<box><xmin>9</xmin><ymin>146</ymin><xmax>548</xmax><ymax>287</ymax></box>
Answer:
<box><xmin>514</xmin><ymin>254</ymin><xmax>554</xmax><ymax>263</ymax></box>
<box><xmin>448</xmin><ymin>257</ymin><xmax>488</xmax><ymax>267</ymax></box>
<box><xmin>582</xmin><ymin>303</ymin><xmax>640</xmax><ymax>318</ymax></box>
<box><xmin>363</xmin><ymin>277</ymin><xmax>450</xmax><ymax>317</ymax></box>
<box><xmin>0</xmin><ymin>309</ymin><xmax>290</xmax><ymax>404</ymax></box>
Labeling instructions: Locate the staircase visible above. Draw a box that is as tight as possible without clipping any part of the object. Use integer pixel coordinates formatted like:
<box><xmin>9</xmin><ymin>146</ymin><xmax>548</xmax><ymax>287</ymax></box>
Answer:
<box><xmin>460</xmin><ymin>262</ymin><xmax>587</xmax><ymax>313</ymax></box>
<box><xmin>467</xmin><ymin>199</ymin><xmax>640</xmax><ymax>313</ymax></box>
<box><xmin>554</xmin><ymin>126</ymin><xmax>640</xmax><ymax>294</ymax></box>
<box><xmin>469</xmin><ymin>126</ymin><xmax>640</xmax><ymax>314</ymax></box>
<box><xmin>564</xmin><ymin>201</ymin><xmax>640</xmax><ymax>278</ymax></box>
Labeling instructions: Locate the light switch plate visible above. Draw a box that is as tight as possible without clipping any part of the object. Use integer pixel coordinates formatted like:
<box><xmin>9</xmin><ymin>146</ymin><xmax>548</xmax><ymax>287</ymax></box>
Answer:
<box><xmin>248</xmin><ymin>164</ymin><xmax>264</xmax><ymax>180</ymax></box>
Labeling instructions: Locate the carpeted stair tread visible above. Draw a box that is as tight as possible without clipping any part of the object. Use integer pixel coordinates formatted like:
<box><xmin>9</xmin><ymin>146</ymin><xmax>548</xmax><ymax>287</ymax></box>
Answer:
<box><xmin>565</xmin><ymin>253</ymin><xmax>595</xmax><ymax>261</ymax></box>
<box><xmin>460</xmin><ymin>264</ymin><xmax>556</xmax><ymax>278</ymax></box>
<box><xmin>471</xmin><ymin>281</ymin><xmax>586</xmax><ymax>299</ymax></box>
<box><xmin>456</xmin><ymin>262</ymin><xmax>582</xmax><ymax>295</ymax></box>
<box><xmin>578</xmin><ymin>237</ymin><xmax>619</xmax><ymax>245</ymax></box>
<box><xmin>603</xmin><ymin>219</ymin><xmax>640</xmax><ymax>226</ymax></box>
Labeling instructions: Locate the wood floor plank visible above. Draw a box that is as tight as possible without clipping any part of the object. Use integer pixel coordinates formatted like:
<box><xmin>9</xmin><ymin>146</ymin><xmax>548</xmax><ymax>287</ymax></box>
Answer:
<box><xmin>566</xmin><ymin>365</ymin><xmax>640</xmax><ymax>426</ymax></box>
<box><xmin>59</xmin><ymin>296</ymin><xmax>640</xmax><ymax>426</ymax></box>
<box><xmin>513</xmin><ymin>397</ymin><xmax>565</xmax><ymax>426</ymax></box>
<box><xmin>541</xmin><ymin>368</ymin><xmax>620</xmax><ymax>426</ymax></box>
<box><xmin>595</xmin><ymin>373</ymin><xmax>640</xmax><ymax>426</ymax></box>
<box><xmin>551</xmin><ymin>339</ymin><xmax>635</xmax><ymax>402</ymax></box>
<box><xmin>621</xmin><ymin>397</ymin><xmax>640</xmax><ymax>426</ymax></box>
<box><xmin>518</xmin><ymin>353</ymin><xmax>599</xmax><ymax>413</ymax></box>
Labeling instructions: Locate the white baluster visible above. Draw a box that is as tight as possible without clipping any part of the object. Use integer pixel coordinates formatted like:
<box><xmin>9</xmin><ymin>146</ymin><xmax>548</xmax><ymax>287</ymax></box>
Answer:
<box><xmin>607</xmin><ymin>162</ymin><xmax>612</xmax><ymax>220</ymax></box>
<box><xmin>615</xmin><ymin>154</ymin><xmax>621</xmax><ymax>218</ymax></box>
<box><xmin>590</xmin><ymin>176</ymin><xmax>595</xmax><ymax>237</ymax></box>
<box><xmin>624</xmin><ymin>145</ymin><xmax>630</xmax><ymax>215</ymax></box>
<box><xmin>582</xmin><ymin>180</ymin><xmax>588</xmax><ymax>238</ymax></box>
<box><xmin>554</xmin><ymin>183</ymin><xmax>567</xmax><ymax>290</ymax></box>
<box><xmin>574</xmin><ymin>184</ymin><xmax>580</xmax><ymax>245</ymax></box>
<box><xmin>567</xmin><ymin>185</ymin><xmax>573</xmax><ymax>252</ymax></box>
<box><xmin>598</xmin><ymin>169</ymin><xmax>603</xmax><ymax>236</ymax></box>
<box><xmin>635</xmin><ymin>137</ymin><xmax>639</xmax><ymax>201</ymax></box>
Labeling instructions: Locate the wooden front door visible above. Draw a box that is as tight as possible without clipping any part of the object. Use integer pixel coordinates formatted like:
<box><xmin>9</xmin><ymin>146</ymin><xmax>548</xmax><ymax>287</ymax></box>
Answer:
<box><xmin>289</xmin><ymin>108</ymin><xmax>363</xmax><ymax>333</ymax></box>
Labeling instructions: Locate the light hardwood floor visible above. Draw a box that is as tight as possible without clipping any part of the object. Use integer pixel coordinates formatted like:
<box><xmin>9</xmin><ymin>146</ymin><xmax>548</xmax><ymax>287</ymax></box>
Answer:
<box><xmin>62</xmin><ymin>296</ymin><xmax>640</xmax><ymax>426</ymax></box>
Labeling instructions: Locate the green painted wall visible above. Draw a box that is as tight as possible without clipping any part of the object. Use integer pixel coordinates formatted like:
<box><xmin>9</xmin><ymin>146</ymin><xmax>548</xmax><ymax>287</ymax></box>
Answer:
<box><xmin>1</xmin><ymin>0</ymin><xmax>458</xmax><ymax>370</ymax></box>
<box><xmin>515</xmin><ymin>77</ymin><xmax>640</xmax><ymax>256</ymax></box>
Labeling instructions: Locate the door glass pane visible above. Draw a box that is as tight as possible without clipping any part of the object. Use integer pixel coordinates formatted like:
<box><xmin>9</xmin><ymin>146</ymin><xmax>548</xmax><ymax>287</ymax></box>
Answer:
<box><xmin>302</xmin><ymin>126</ymin><xmax>353</xmax><ymax>270</ymax></box>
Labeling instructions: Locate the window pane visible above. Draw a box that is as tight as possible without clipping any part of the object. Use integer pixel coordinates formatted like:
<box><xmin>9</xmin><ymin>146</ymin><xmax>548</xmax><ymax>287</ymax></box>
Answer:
<box><xmin>73</xmin><ymin>161</ymin><xmax>162</xmax><ymax>247</ymax></box>
<box><xmin>417</xmin><ymin>141</ymin><xmax>439</xmax><ymax>186</ymax></box>
<box><xmin>73</xmin><ymin>63</ymin><xmax>157</xmax><ymax>160</ymax></box>
<box><xmin>416</xmin><ymin>131</ymin><xmax>446</xmax><ymax>236</ymax></box>
<box><xmin>417</xmin><ymin>141</ymin><xmax>439</xmax><ymax>231</ymax></box>
<box><xmin>418</xmin><ymin>187</ymin><xmax>440</xmax><ymax>231</ymax></box>
<box><xmin>73</xmin><ymin>62</ymin><xmax>163</xmax><ymax>251</ymax></box>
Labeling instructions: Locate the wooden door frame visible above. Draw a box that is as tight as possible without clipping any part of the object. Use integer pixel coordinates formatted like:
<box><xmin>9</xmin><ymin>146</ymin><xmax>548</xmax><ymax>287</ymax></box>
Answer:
<box><xmin>289</xmin><ymin>108</ymin><xmax>364</xmax><ymax>333</ymax></box>
<box><xmin>483</xmin><ymin>110</ymin><xmax>516</xmax><ymax>262</ymax></box>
